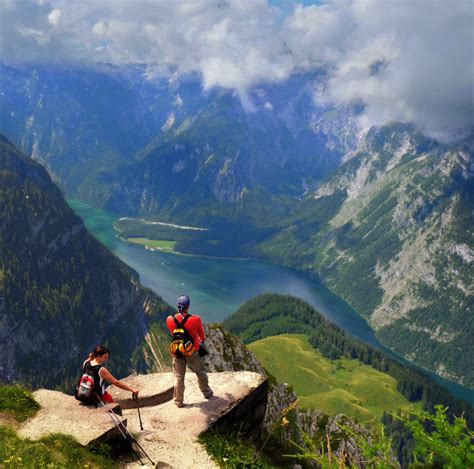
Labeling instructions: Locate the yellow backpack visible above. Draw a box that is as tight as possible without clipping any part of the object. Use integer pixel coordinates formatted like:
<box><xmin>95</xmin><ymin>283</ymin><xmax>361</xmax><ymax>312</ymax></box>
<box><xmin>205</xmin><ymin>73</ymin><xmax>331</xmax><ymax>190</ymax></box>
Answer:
<box><xmin>169</xmin><ymin>314</ymin><xmax>195</xmax><ymax>358</ymax></box>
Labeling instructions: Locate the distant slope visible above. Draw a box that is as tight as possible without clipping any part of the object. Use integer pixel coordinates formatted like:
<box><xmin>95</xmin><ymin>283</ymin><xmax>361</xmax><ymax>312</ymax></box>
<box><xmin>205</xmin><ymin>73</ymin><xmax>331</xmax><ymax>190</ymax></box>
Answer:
<box><xmin>1</xmin><ymin>63</ymin><xmax>358</xmax><ymax>235</ymax></box>
<box><xmin>0</xmin><ymin>63</ymin><xmax>173</xmax><ymax>199</ymax></box>
<box><xmin>224</xmin><ymin>294</ymin><xmax>473</xmax><ymax>425</ymax></box>
<box><xmin>248</xmin><ymin>334</ymin><xmax>419</xmax><ymax>423</ymax></box>
<box><xmin>259</xmin><ymin>125</ymin><xmax>474</xmax><ymax>388</ymax></box>
<box><xmin>0</xmin><ymin>134</ymin><xmax>171</xmax><ymax>388</ymax></box>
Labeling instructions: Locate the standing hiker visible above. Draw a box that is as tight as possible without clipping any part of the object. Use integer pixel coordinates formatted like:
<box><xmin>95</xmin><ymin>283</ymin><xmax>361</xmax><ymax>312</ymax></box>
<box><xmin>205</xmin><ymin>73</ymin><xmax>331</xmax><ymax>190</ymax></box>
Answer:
<box><xmin>166</xmin><ymin>295</ymin><xmax>213</xmax><ymax>407</ymax></box>
<box><xmin>75</xmin><ymin>345</ymin><xmax>139</xmax><ymax>405</ymax></box>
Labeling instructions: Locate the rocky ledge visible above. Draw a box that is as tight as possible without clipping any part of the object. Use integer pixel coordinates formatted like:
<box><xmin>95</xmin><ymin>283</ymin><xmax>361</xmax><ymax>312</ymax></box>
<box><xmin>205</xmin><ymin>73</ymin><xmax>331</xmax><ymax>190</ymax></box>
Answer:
<box><xmin>18</xmin><ymin>389</ymin><xmax>125</xmax><ymax>446</ymax></box>
<box><xmin>16</xmin><ymin>371</ymin><xmax>268</xmax><ymax>468</ymax></box>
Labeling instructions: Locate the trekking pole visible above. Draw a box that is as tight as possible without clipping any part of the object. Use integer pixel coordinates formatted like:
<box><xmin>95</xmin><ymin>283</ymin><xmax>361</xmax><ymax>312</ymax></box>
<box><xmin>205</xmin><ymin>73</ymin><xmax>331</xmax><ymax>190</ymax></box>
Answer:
<box><xmin>99</xmin><ymin>397</ymin><xmax>155</xmax><ymax>466</ymax></box>
<box><xmin>133</xmin><ymin>392</ymin><xmax>144</xmax><ymax>431</ymax></box>
<box><xmin>98</xmin><ymin>397</ymin><xmax>145</xmax><ymax>465</ymax></box>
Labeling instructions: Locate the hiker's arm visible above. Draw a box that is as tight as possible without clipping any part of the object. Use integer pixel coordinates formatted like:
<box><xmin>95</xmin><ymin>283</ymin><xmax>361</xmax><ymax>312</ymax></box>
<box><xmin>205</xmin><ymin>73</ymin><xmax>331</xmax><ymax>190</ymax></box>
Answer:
<box><xmin>100</xmin><ymin>368</ymin><xmax>138</xmax><ymax>395</ymax></box>
<box><xmin>197</xmin><ymin>319</ymin><xmax>205</xmax><ymax>342</ymax></box>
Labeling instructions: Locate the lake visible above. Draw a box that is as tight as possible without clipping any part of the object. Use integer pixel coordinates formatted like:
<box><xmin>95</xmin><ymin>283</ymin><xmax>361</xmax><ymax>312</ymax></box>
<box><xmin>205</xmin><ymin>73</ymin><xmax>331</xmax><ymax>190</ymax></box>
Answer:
<box><xmin>69</xmin><ymin>199</ymin><xmax>474</xmax><ymax>404</ymax></box>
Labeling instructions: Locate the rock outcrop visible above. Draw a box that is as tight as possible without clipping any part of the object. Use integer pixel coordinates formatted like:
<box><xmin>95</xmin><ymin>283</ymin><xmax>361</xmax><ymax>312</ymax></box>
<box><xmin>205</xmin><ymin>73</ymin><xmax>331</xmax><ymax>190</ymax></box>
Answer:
<box><xmin>107</xmin><ymin>373</ymin><xmax>175</xmax><ymax>409</ymax></box>
<box><xmin>118</xmin><ymin>371</ymin><xmax>267</xmax><ymax>468</ymax></box>
<box><xmin>18</xmin><ymin>390</ymin><xmax>125</xmax><ymax>446</ymax></box>
<box><xmin>204</xmin><ymin>324</ymin><xmax>297</xmax><ymax>430</ymax></box>
<box><xmin>203</xmin><ymin>324</ymin><xmax>265</xmax><ymax>374</ymax></box>
<box><xmin>15</xmin><ymin>371</ymin><xmax>268</xmax><ymax>468</ymax></box>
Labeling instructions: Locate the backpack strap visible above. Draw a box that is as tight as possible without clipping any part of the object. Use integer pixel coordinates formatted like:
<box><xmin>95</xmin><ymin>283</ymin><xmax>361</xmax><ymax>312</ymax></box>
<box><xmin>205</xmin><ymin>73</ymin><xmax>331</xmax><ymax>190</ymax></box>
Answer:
<box><xmin>173</xmin><ymin>313</ymin><xmax>192</xmax><ymax>328</ymax></box>
<box><xmin>181</xmin><ymin>313</ymin><xmax>191</xmax><ymax>327</ymax></box>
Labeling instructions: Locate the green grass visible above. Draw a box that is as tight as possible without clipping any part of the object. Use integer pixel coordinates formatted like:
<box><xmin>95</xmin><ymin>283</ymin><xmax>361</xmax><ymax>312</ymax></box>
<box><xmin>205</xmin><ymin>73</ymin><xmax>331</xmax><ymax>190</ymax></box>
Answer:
<box><xmin>0</xmin><ymin>426</ymin><xmax>115</xmax><ymax>468</ymax></box>
<box><xmin>248</xmin><ymin>334</ymin><xmax>420</xmax><ymax>424</ymax></box>
<box><xmin>199</xmin><ymin>430</ymin><xmax>275</xmax><ymax>468</ymax></box>
<box><xmin>127</xmin><ymin>237</ymin><xmax>177</xmax><ymax>252</ymax></box>
<box><xmin>0</xmin><ymin>385</ymin><xmax>40</xmax><ymax>422</ymax></box>
<box><xmin>0</xmin><ymin>386</ymin><xmax>125</xmax><ymax>468</ymax></box>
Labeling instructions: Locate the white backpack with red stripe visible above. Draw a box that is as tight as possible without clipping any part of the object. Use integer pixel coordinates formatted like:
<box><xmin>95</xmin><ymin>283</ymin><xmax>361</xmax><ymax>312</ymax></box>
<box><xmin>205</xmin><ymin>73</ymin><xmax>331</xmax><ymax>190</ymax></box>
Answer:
<box><xmin>74</xmin><ymin>365</ymin><xmax>99</xmax><ymax>404</ymax></box>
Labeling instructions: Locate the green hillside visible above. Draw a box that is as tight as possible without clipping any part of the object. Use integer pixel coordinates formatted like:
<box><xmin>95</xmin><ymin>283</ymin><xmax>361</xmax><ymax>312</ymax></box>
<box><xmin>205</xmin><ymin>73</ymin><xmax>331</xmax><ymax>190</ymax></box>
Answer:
<box><xmin>224</xmin><ymin>294</ymin><xmax>474</xmax><ymax>426</ymax></box>
<box><xmin>249</xmin><ymin>334</ymin><xmax>419</xmax><ymax>423</ymax></box>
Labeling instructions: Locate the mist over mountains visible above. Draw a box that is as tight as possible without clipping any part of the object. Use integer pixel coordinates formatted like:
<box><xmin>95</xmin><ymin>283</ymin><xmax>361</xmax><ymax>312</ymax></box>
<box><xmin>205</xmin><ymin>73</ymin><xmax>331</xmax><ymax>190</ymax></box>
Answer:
<box><xmin>1</xmin><ymin>63</ymin><xmax>359</xmax><ymax>217</ymax></box>
<box><xmin>2</xmin><ymin>0</ymin><xmax>473</xmax><ymax>141</ymax></box>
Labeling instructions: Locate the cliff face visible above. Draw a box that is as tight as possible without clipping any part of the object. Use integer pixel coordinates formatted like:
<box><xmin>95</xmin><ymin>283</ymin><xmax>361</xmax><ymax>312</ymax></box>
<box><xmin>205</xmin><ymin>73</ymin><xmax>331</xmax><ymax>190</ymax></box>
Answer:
<box><xmin>0</xmin><ymin>135</ymin><xmax>169</xmax><ymax>387</ymax></box>
<box><xmin>203</xmin><ymin>324</ymin><xmax>266</xmax><ymax>374</ymax></box>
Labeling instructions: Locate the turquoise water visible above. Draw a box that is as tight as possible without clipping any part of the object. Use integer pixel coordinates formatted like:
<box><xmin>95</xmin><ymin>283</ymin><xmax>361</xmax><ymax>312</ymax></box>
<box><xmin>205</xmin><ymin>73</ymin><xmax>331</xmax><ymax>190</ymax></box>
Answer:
<box><xmin>69</xmin><ymin>199</ymin><xmax>474</xmax><ymax>403</ymax></box>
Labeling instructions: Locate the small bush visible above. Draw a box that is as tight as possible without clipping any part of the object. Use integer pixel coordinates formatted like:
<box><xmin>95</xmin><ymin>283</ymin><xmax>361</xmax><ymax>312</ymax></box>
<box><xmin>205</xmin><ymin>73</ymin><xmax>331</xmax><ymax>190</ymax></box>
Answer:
<box><xmin>397</xmin><ymin>405</ymin><xmax>474</xmax><ymax>468</ymax></box>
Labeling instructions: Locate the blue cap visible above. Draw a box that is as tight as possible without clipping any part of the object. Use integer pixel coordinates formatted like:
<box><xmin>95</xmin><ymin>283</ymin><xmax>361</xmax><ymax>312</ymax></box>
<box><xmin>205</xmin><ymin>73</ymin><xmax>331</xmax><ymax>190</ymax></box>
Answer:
<box><xmin>177</xmin><ymin>295</ymin><xmax>190</xmax><ymax>311</ymax></box>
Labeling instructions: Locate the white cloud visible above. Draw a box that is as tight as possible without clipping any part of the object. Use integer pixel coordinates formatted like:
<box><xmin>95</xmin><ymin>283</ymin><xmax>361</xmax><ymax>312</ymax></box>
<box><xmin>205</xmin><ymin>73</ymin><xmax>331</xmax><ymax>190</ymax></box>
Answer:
<box><xmin>0</xmin><ymin>0</ymin><xmax>472</xmax><ymax>141</ymax></box>
<box><xmin>92</xmin><ymin>20</ymin><xmax>108</xmax><ymax>36</ymax></box>
<box><xmin>48</xmin><ymin>8</ymin><xmax>61</xmax><ymax>26</ymax></box>
<box><xmin>283</xmin><ymin>1</ymin><xmax>474</xmax><ymax>142</ymax></box>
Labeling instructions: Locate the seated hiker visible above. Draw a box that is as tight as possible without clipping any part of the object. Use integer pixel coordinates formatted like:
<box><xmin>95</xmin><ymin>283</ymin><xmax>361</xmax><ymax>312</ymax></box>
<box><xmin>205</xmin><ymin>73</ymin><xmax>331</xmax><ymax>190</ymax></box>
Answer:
<box><xmin>166</xmin><ymin>295</ymin><xmax>213</xmax><ymax>407</ymax></box>
<box><xmin>75</xmin><ymin>345</ymin><xmax>139</xmax><ymax>405</ymax></box>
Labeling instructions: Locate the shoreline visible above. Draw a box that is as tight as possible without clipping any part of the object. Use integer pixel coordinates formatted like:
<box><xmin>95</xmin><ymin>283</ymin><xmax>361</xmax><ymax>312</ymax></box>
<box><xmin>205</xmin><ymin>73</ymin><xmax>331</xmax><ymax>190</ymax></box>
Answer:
<box><xmin>117</xmin><ymin>233</ymin><xmax>254</xmax><ymax>261</ymax></box>
<box><xmin>117</xmin><ymin>216</ymin><xmax>209</xmax><ymax>231</ymax></box>
<box><xmin>113</xmin><ymin>222</ymin><xmax>254</xmax><ymax>261</ymax></box>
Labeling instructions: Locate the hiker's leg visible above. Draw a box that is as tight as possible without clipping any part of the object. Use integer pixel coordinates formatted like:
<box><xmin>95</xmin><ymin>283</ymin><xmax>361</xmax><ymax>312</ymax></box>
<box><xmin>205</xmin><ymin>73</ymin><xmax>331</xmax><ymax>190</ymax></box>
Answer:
<box><xmin>173</xmin><ymin>357</ymin><xmax>186</xmax><ymax>405</ymax></box>
<box><xmin>102</xmin><ymin>392</ymin><xmax>114</xmax><ymax>404</ymax></box>
<box><xmin>187</xmin><ymin>354</ymin><xmax>213</xmax><ymax>398</ymax></box>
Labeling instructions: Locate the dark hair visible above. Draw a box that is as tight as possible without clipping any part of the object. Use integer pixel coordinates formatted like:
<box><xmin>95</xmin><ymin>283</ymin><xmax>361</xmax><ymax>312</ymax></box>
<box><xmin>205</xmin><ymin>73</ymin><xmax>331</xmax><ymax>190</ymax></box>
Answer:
<box><xmin>89</xmin><ymin>345</ymin><xmax>110</xmax><ymax>360</ymax></box>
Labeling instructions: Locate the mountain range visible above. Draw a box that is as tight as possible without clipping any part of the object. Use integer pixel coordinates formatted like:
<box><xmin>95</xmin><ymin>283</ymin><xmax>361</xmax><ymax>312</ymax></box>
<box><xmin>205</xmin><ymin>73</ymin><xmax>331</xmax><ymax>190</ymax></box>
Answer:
<box><xmin>1</xmin><ymin>132</ymin><xmax>473</xmax><ymax>467</ymax></box>
<box><xmin>1</xmin><ymin>62</ymin><xmax>472</xmax><ymax>389</ymax></box>
<box><xmin>261</xmin><ymin>124</ymin><xmax>474</xmax><ymax>387</ymax></box>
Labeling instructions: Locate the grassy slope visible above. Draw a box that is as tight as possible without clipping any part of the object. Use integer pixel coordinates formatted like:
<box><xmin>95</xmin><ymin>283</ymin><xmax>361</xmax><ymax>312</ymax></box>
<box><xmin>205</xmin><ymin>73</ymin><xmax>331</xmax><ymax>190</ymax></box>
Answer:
<box><xmin>0</xmin><ymin>427</ymin><xmax>115</xmax><ymax>469</ymax></box>
<box><xmin>249</xmin><ymin>334</ymin><xmax>420</xmax><ymax>423</ymax></box>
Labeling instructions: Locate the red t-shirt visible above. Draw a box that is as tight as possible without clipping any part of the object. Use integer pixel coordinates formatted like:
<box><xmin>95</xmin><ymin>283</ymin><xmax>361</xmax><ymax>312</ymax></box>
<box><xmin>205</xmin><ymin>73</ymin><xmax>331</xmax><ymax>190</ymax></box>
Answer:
<box><xmin>166</xmin><ymin>313</ymin><xmax>205</xmax><ymax>350</ymax></box>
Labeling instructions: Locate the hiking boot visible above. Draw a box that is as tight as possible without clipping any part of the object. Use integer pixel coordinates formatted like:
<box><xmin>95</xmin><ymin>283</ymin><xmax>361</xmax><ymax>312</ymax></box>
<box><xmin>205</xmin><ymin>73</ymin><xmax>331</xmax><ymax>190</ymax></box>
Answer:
<box><xmin>204</xmin><ymin>391</ymin><xmax>213</xmax><ymax>399</ymax></box>
<box><xmin>175</xmin><ymin>401</ymin><xmax>185</xmax><ymax>408</ymax></box>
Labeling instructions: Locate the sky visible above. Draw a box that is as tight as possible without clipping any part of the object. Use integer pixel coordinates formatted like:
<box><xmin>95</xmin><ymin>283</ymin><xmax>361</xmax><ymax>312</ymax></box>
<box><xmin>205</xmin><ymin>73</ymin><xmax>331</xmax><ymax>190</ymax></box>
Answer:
<box><xmin>0</xmin><ymin>0</ymin><xmax>473</xmax><ymax>142</ymax></box>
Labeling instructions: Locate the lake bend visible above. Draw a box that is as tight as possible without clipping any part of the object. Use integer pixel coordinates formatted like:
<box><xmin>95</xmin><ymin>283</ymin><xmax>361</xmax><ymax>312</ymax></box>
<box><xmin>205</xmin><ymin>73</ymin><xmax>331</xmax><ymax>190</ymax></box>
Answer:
<box><xmin>69</xmin><ymin>199</ymin><xmax>474</xmax><ymax>404</ymax></box>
